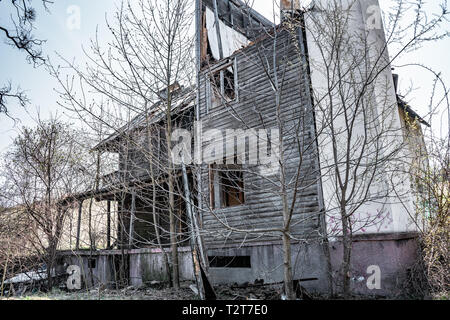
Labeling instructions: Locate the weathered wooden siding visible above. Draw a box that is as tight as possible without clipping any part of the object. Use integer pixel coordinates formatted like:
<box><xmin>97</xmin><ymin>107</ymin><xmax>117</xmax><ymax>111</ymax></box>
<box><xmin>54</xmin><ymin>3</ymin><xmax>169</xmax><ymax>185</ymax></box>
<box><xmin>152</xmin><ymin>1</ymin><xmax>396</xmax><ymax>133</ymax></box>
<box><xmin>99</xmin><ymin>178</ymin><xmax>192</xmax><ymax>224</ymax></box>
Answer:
<box><xmin>198</xmin><ymin>27</ymin><xmax>323</xmax><ymax>247</ymax></box>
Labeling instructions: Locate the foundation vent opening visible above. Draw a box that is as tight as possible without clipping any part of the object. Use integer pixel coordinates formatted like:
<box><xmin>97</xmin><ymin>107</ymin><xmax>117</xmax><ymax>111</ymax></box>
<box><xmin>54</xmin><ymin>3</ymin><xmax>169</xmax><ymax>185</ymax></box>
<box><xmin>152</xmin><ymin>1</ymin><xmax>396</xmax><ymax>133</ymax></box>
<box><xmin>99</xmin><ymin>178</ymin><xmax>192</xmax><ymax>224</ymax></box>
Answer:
<box><xmin>208</xmin><ymin>256</ymin><xmax>251</xmax><ymax>268</ymax></box>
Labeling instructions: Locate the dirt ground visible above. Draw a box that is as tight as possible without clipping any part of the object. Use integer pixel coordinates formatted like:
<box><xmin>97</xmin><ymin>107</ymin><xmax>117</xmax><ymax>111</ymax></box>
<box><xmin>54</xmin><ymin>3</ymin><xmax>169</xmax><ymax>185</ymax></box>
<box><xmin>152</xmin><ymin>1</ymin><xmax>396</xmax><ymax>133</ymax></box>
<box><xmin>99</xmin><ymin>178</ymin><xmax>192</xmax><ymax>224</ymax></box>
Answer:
<box><xmin>1</xmin><ymin>285</ymin><xmax>196</xmax><ymax>300</ymax></box>
<box><xmin>3</xmin><ymin>281</ymin><xmax>441</xmax><ymax>300</ymax></box>
<box><xmin>0</xmin><ymin>281</ymin><xmax>289</xmax><ymax>300</ymax></box>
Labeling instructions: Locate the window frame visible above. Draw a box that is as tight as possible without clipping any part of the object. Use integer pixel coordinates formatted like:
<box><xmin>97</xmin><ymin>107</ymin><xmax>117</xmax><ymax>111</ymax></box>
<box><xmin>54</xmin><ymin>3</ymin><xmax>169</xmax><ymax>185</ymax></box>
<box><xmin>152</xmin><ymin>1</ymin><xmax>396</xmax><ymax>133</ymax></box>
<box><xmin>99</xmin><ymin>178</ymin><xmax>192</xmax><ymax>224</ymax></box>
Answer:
<box><xmin>209</xmin><ymin>163</ymin><xmax>245</xmax><ymax>210</ymax></box>
<box><xmin>205</xmin><ymin>57</ymin><xmax>239</xmax><ymax>114</ymax></box>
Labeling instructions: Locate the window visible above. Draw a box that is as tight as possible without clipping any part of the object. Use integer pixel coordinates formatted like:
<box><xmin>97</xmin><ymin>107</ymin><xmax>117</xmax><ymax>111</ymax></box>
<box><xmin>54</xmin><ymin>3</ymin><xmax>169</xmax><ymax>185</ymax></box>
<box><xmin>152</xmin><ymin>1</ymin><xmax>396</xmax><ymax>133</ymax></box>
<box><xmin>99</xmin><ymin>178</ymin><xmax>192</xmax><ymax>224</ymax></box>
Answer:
<box><xmin>212</xmin><ymin>68</ymin><xmax>235</xmax><ymax>100</ymax></box>
<box><xmin>220</xmin><ymin>170</ymin><xmax>244</xmax><ymax>207</ymax></box>
<box><xmin>206</xmin><ymin>58</ymin><xmax>239</xmax><ymax>113</ymax></box>
<box><xmin>209</xmin><ymin>164</ymin><xmax>245</xmax><ymax>209</ymax></box>
<box><xmin>88</xmin><ymin>258</ymin><xmax>96</xmax><ymax>269</ymax></box>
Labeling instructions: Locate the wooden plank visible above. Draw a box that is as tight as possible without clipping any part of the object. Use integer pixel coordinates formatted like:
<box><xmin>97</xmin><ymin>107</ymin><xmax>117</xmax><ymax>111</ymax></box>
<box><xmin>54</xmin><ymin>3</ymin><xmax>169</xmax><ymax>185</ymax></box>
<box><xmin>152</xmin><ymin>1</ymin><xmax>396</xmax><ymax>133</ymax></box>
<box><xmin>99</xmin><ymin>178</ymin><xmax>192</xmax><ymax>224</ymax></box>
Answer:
<box><xmin>234</xmin><ymin>57</ymin><xmax>239</xmax><ymax>102</ymax></box>
<box><xmin>201</xmin><ymin>11</ymin><xmax>208</xmax><ymax>62</ymax></box>
<box><xmin>76</xmin><ymin>200</ymin><xmax>83</xmax><ymax>250</ymax></box>
<box><xmin>107</xmin><ymin>200</ymin><xmax>111</xmax><ymax>248</ymax></box>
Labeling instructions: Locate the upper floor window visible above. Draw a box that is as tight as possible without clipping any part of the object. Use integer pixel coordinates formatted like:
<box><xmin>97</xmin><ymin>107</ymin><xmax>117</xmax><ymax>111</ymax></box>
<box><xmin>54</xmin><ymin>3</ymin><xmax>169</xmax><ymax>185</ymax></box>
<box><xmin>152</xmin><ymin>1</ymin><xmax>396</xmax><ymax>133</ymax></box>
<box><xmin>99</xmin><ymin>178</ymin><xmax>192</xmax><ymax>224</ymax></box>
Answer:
<box><xmin>206</xmin><ymin>58</ymin><xmax>239</xmax><ymax>113</ymax></box>
<box><xmin>212</xmin><ymin>67</ymin><xmax>236</xmax><ymax>101</ymax></box>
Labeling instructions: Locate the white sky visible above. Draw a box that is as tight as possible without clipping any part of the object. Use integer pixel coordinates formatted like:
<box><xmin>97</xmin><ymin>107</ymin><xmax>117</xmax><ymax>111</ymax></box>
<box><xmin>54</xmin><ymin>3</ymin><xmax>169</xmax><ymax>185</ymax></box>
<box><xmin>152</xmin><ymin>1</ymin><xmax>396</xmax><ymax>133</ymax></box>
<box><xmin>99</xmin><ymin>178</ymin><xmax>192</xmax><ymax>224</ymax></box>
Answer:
<box><xmin>0</xmin><ymin>0</ymin><xmax>448</xmax><ymax>154</ymax></box>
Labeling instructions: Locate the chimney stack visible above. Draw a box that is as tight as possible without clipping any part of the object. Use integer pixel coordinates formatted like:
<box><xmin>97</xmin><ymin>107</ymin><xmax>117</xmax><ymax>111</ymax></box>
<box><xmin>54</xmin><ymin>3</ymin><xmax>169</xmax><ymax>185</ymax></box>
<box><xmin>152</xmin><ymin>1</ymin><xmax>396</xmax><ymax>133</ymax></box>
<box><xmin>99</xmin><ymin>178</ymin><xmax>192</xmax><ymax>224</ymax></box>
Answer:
<box><xmin>280</xmin><ymin>0</ymin><xmax>302</xmax><ymax>20</ymax></box>
<box><xmin>281</xmin><ymin>0</ymin><xmax>301</xmax><ymax>11</ymax></box>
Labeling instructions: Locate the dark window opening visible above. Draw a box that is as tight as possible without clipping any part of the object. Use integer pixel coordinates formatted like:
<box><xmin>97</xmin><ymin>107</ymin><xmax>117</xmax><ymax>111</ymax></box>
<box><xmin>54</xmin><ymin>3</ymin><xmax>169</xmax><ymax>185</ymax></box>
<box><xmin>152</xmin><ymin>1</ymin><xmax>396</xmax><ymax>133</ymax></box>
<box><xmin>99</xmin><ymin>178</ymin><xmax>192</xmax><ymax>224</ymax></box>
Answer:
<box><xmin>220</xmin><ymin>170</ymin><xmax>244</xmax><ymax>207</ymax></box>
<box><xmin>212</xmin><ymin>68</ymin><xmax>235</xmax><ymax>101</ymax></box>
<box><xmin>207</xmin><ymin>58</ymin><xmax>238</xmax><ymax>108</ymax></box>
<box><xmin>56</xmin><ymin>256</ymin><xmax>64</xmax><ymax>266</ymax></box>
<box><xmin>209</xmin><ymin>164</ymin><xmax>245</xmax><ymax>209</ymax></box>
<box><xmin>208</xmin><ymin>256</ymin><xmax>251</xmax><ymax>268</ymax></box>
<box><xmin>88</xmin><ymin>258</ymin><xmax>96</xmax><ymax>269</ymax></box>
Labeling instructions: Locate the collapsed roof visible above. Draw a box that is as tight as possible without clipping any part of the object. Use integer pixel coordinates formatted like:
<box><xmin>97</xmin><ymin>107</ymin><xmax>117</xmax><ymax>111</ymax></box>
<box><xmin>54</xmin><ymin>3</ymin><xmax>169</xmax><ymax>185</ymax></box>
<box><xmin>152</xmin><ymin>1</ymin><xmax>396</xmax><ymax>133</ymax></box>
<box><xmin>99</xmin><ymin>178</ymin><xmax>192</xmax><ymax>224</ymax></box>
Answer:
<box><xmin>201</xmin><ymin>0</ymin><xmax>275</xmax><ymax>62</ymax></box>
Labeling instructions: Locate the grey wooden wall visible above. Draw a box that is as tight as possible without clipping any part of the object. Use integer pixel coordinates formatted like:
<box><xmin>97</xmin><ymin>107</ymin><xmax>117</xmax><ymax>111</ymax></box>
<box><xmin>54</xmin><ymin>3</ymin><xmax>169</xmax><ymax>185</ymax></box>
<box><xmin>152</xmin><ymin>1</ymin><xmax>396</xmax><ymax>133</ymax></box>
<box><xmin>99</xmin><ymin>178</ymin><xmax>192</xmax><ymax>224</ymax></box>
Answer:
<box><xmin>198</xmin><ymin>27</ymin><xmax>324</xmax><ymax>248</ymax></box>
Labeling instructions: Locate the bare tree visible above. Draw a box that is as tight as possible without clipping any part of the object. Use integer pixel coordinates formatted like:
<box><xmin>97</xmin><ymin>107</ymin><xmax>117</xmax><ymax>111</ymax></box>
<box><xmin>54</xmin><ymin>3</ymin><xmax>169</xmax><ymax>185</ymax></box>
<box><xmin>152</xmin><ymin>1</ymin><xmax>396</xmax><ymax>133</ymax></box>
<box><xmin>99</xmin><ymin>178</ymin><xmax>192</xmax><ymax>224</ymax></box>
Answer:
<box><xmin>0</xmin><ymin>0</ymin><xmax>52</xmax><ymax>114</ymax></box>
<box><xmin>0</xmin><ymin>203</ymin><xmax>41</xmax><ymax>296</ymax></box>
<box><xmin>302</xmin><ymin>0</ymin><xmax>448</xmax><ymax>297</ymax></box>
<box><xmin>190</xmin><ymin>1</ymin><xmax>322</xmax><ymax>300</ymax></box>
<box><xmin>0</xmin><ymin>117</ymin><xmax>91</xmax><ymax>289</ymax></box>
<box><xmin>49</xmin><ymin>0</ymin><xmax>195</xmax><ymax>289</ymax></box>
<box><xmin>392</xmin><ymin>65</ymin><xmax>449</xmax><ymax>297</ymax></box>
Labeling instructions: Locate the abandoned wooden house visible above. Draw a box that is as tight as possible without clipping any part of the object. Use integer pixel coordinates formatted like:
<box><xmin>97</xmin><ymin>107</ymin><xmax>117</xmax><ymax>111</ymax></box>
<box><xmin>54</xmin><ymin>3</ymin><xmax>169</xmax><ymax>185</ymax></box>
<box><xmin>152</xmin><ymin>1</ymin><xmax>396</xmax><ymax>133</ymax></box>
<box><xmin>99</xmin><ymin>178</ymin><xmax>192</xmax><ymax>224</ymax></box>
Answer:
<box><xmin>57</xmin><ymin>0</ymin><xmax>429</xmax><ymax>297</ymax></box>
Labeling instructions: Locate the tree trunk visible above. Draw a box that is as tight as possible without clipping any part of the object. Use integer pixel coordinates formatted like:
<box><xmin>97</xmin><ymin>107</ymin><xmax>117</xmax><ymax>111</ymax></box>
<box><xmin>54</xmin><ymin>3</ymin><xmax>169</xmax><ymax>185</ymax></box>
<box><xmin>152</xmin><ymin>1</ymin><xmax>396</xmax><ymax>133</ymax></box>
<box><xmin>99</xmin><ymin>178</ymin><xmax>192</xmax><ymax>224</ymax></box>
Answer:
<box><xmin>0</xmin><ymin>254</ymin><xmax>9</xmax><ymax>296</ymax></box>
<box><xmin>166</xmin><ymin>92</ymin><xmax>179</xmax><ymax>289</ymax></box>
<box><xmin>145</xmin><ymin>117</ymin><xmax>172</xmax><ymax>284</ymax></box>
<box><xmin>46</xmin><ymin>240</ymin><xmax>57</xmax><ymax>290</ymax></box>
<box><xmin>282</xmin><ymin>232</ymin><xmax>295</xmax><ymax>299</ymax></box>
<box><xmin>341</xmin><ymin>213</ymin><xmax>352</xmax><ymax>298</ymax></box>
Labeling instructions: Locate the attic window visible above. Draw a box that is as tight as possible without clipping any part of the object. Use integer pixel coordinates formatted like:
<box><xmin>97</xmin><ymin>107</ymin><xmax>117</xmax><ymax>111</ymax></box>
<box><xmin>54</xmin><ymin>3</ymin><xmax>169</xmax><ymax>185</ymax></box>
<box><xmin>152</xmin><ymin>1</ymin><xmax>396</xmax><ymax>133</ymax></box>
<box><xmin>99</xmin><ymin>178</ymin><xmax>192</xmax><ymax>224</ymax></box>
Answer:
<box><xmin>209</xmin><ymin>164</ymin><xmax>245</xmax><ymax>209</ymax></box>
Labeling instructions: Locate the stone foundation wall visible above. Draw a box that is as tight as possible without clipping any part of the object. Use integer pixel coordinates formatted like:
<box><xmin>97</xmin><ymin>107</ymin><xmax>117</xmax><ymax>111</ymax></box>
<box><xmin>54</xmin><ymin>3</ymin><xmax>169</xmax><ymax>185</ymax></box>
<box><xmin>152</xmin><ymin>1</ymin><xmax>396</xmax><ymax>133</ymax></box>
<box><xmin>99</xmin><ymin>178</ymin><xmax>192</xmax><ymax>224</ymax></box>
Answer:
<box><xmin>57</xmin><ymin>232</ymin><xmax>419</xmax><ymax>297</ymax></box>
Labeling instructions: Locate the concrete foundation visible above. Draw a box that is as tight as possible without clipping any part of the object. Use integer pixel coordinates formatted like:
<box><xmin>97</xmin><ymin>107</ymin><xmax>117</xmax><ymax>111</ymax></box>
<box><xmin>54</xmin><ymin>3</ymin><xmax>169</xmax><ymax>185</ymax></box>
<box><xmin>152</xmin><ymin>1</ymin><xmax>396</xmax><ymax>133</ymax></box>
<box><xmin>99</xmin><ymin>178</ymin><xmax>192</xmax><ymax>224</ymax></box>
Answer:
<box><xmin>56</xmin><ymin>232</ymin><xmax>419</xmax><ymax>297</ymax></box>
<box><xmin>207</xmin><ymin>242</ymin><xmax>330</xmax><ymax>294</ymax></box>
<box><xmin>57</xmin><ymin>247</ymin><xmax>195</xmax><ymax>288</ymax></box>
<box><xmin>329</xmin><ymin>232</ymin><xmax>419</xmax><ymax>297</ymax></box>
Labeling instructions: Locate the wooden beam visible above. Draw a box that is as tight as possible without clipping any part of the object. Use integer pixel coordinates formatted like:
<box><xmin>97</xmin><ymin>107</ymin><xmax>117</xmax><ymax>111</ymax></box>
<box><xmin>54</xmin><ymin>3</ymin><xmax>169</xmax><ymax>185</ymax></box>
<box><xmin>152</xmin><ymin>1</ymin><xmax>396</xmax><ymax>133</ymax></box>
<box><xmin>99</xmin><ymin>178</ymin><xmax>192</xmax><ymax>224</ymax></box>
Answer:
<box><xmin>195</xmin><ymin>0</ymin><xmax>204</xmax><ymax>235</ymax></box>
<box><xmin>209</xmin><ymin>166</ymin><xmax>215</xmax><ymax>209</ymax></box>
<box><xmin>75</xmin><ymin>200</ymin><xmax>83</xmax><ymax>250</ymax></box>
<box><xmin>201</xmin><ymin>11</ymin><xmax>208</xmax><ymax>63</ymax></box>
<box><xmin>234</xmin><ymin>57</ymin><xmax>239</xmax><ymax>102</ymax></box>
<box><xmin>181</xmin><ymin>158</ymin><xmax>216</xmax><ymax>300</ymax></box>
<box><xmin>220</xmin><ymin>70</ymin><xmax>225</xmax><ymax>96</ymax></box>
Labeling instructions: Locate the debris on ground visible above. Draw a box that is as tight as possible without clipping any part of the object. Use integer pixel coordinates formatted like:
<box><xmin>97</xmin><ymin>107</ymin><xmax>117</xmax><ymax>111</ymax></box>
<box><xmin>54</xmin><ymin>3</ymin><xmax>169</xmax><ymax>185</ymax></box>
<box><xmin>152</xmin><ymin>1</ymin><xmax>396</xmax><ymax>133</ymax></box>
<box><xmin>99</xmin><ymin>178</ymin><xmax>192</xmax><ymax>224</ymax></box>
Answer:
<box><xmin>215</xmin><ymin>282</ymin><xmax>284</xmax><ymax>300</ymax></box>
<box><xmin>1</xmin><ymin>282</ymin><xmax>199</xmax><ymax>300</ymax></box>
<box><xmin>1</xmin><ymin>279</ymin><xmax>320</xmax><ymax>300</ymax></box>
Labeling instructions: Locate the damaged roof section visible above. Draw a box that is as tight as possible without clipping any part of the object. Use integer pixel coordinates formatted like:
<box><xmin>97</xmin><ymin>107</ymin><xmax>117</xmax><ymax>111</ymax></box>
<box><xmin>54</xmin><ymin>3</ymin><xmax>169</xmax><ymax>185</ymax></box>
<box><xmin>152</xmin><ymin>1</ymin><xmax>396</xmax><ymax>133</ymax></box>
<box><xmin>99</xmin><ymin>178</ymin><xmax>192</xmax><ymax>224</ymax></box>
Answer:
<box><xmin>203</xmin><ymin>0</ymin><xmax>274</xmax><ymax>38</ymax></box>
<box><xmin>393</xmin><ymin>74</ymin><xmax>430</xmax><ymax>127</ymax></box>
<box><xmin>95</xmin><ymin>2</ymin><xmax>276</xmax><ymax>152</ymax></box>
<box><xmin>398</xmin><ymin>98</ymin><xmax>431</xmax><ymax>127</ymax></box>
<box><xmin>205</xmin><ymin>6</ymin><xmax>249</xmax><ymax>60</ymax></box>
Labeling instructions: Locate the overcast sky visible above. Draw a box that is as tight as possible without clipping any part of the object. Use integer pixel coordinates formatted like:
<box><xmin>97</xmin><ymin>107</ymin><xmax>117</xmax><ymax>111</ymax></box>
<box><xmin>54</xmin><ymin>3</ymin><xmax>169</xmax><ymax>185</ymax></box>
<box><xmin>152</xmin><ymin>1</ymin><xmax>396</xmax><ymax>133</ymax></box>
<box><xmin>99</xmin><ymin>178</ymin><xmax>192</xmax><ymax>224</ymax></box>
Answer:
<box><xmin>0</xmin><ymin>0</ymin><xmax>448</xmax><ymax>154</ymax></box>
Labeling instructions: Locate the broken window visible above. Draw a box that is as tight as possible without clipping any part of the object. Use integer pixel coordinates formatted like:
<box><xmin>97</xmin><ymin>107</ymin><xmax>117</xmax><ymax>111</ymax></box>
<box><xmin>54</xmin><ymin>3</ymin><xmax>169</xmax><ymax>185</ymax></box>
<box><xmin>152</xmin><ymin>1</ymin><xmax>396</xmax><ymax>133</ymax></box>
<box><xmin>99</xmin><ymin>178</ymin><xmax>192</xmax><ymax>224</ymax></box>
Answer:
<box><xmin>212</xmin><ymin>67</ymin><xmax>235</xmax><ymax>100</ymax></box>
<box><xmin>206</xmin><ymin>58</ymin><xmax>239</xmax><ymax>113</ymax></box>
<box><xmin>209</xmin><ymin>164</ymin><xmax>245</xmax><ymax>209</ymax></box>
